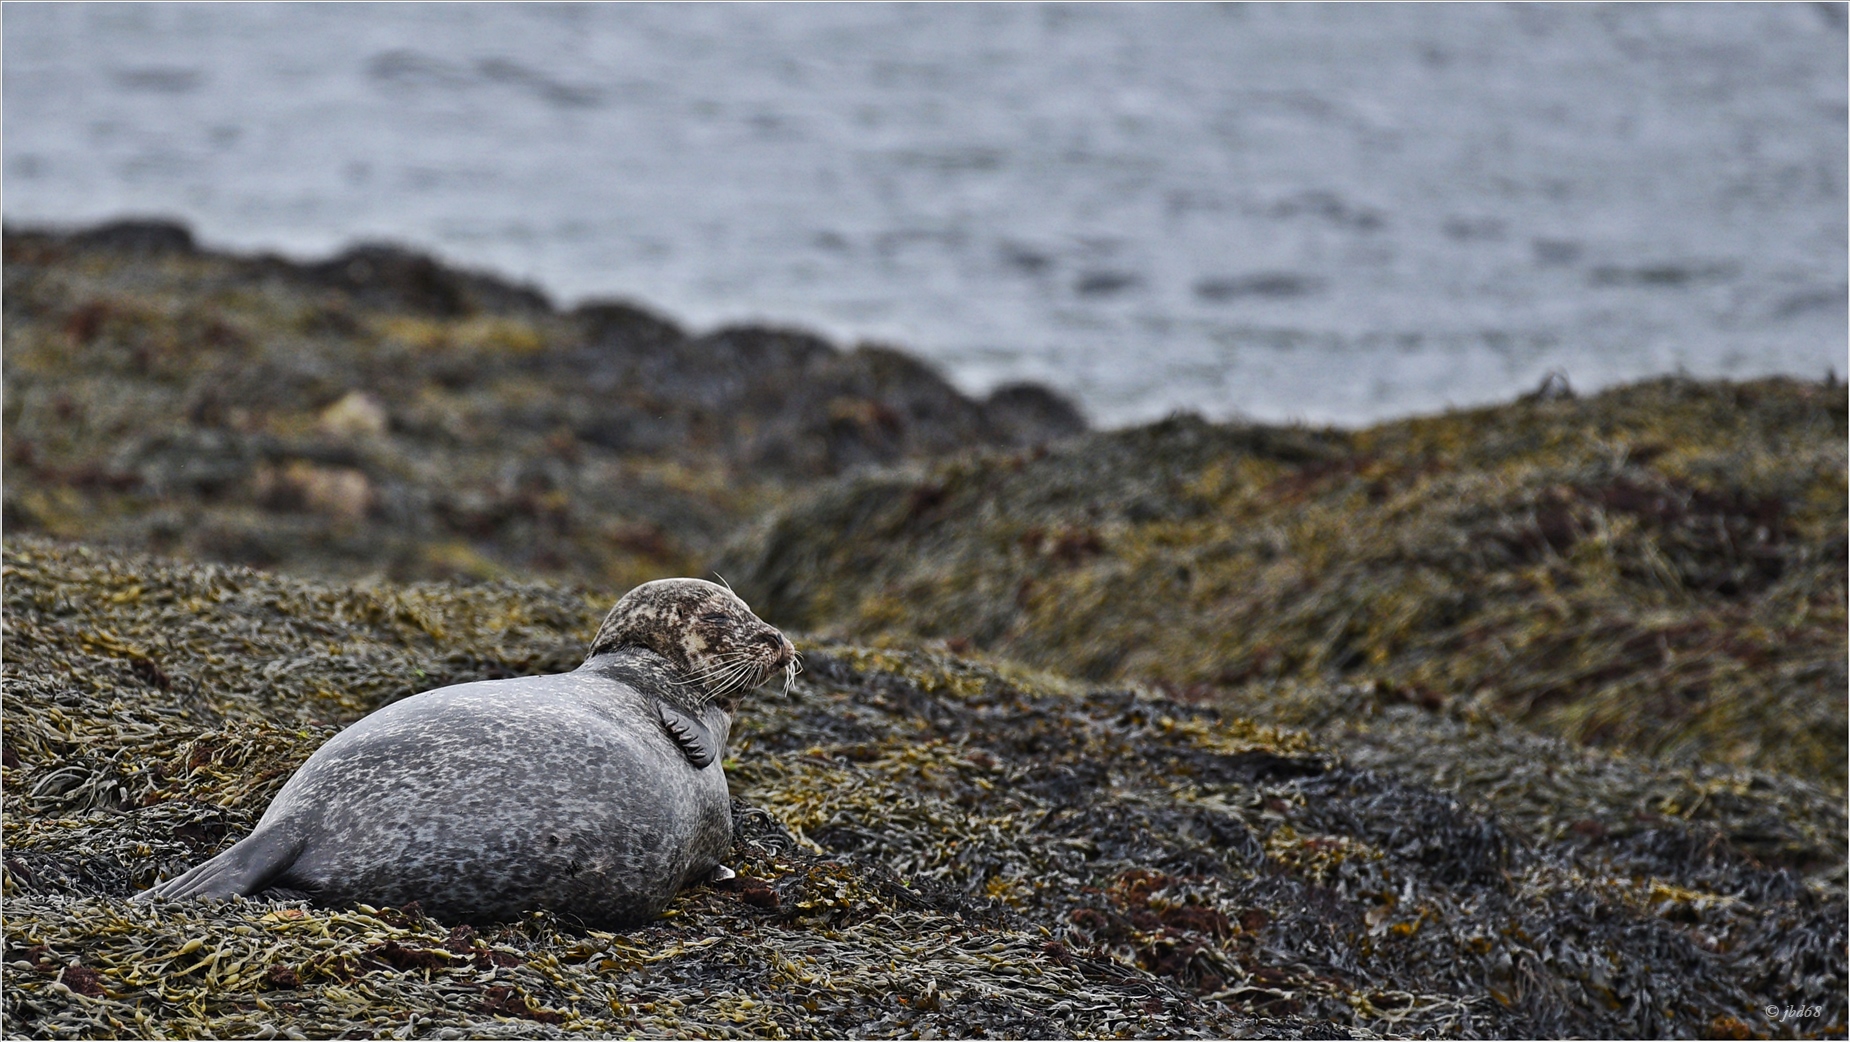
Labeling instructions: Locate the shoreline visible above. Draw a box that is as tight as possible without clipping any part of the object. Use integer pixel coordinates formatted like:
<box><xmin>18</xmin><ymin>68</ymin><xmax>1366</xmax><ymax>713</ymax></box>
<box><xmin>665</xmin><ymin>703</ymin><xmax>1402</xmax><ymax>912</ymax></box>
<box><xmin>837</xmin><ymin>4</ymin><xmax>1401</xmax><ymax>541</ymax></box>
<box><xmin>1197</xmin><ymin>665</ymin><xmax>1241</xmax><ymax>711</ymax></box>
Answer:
<box><xmin>2</xmin><ymin>217</ymin><xmax>1844</xmax><ymax>1037</ymax></box>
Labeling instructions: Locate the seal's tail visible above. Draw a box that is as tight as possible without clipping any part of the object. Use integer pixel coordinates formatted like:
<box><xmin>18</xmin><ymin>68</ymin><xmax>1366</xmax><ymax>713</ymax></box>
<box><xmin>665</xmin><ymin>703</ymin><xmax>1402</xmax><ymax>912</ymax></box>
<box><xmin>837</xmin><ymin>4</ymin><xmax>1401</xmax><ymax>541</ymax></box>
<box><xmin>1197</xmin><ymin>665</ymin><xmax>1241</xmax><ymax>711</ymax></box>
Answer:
<box><xmin>133</xmin><ymin>828</ymin><xmax>304</xmax><ymax>904</ymax></box>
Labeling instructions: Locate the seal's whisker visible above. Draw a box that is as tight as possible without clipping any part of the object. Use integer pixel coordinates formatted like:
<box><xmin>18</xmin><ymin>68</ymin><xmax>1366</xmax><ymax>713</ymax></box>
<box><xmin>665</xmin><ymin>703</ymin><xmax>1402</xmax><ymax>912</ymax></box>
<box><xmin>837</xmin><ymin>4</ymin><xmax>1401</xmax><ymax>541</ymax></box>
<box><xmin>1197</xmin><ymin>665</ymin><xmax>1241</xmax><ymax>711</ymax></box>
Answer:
<box><xmin>688</xmin><ymin>673</ymin><xmax>731</xmax><ymax>701</ymax></box>
<box><xmin>735</xmin><ymin>658</ymin><xmax>778</xmax><ymax>695</ymax></box>
<box><xmin>738</xmin><ymin>658</ymin><xmax>775</xmax><ymax>690</ymax></box>
<box><xmin>702</xmin><ymin>660</ymin><xmax>755</xmax><ymax>697</ymax></box>
<box><xmin>685</xmin><ymin>653</ymin><xmax>755</xmax><ymax>682</ymax></box>
<box><xmin>705</xmin><ymin>669</ymin><xmax>744</xmax><ymax>695</ymax></box>
<box><xmin>685</xmin><ymin>649</ymin><xmax>751</xmax><ymax>671</ymax></box>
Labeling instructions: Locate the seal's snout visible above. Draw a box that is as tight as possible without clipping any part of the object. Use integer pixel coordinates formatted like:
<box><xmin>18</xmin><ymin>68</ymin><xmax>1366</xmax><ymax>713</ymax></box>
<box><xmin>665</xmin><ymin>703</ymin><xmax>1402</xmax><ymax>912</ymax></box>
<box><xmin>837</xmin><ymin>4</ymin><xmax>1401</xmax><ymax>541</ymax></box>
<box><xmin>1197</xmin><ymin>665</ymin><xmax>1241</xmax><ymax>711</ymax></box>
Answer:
<box><xmin>758</xmin><ymin>628</ymin><xmax>795</xmax><ymax>663</ymax></box>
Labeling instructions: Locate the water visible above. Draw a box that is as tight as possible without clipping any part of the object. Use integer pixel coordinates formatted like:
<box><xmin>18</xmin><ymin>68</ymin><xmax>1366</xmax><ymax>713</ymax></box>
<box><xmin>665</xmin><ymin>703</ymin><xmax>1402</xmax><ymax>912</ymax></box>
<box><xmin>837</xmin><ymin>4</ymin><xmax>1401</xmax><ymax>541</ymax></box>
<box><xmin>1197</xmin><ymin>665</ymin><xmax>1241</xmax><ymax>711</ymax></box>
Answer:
<box><xmin>5</xmin><ymin>3</ymin><xmax>1845</xmax><ymax>427</ymax></box>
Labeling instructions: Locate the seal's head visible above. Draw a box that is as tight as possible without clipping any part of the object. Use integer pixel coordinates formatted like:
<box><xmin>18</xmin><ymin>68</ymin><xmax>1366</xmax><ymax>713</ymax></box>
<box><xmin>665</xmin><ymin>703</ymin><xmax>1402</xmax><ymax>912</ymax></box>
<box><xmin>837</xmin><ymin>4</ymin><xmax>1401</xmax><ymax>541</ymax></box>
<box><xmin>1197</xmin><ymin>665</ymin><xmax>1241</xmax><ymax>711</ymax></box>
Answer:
<box><xmin>589</xmin><ymin>578</ymin><xmax>796</xmax><ymax>709</ymax></box>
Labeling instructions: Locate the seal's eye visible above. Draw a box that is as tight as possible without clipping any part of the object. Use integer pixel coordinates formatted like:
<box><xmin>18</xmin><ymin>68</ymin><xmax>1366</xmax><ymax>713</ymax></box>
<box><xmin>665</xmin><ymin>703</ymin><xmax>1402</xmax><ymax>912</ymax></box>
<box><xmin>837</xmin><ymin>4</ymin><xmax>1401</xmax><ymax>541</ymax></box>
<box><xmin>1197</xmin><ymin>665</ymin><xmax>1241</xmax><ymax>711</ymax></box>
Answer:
<box><xmin>699</xmin><ymin>612</ymin><xmax>732</xmax><ymax>625</ymax></box>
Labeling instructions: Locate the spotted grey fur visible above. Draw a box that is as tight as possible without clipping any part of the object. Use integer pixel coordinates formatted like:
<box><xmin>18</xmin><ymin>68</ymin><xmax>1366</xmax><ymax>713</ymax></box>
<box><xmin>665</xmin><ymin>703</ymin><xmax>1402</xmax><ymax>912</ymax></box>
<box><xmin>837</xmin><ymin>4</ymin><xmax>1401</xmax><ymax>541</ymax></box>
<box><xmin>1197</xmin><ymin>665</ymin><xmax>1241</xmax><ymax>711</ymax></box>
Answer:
<box><xmin>134</xmin><ymin>578</ymin><xmax>795</xmax><ymax>929</ymax></box>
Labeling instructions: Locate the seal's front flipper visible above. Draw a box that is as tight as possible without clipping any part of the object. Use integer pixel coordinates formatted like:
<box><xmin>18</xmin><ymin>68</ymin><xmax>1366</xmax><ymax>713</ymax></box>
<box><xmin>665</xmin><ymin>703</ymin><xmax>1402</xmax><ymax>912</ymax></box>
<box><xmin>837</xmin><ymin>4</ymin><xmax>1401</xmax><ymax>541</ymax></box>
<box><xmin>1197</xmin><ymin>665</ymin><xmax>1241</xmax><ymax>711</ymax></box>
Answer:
<box><xmin>133</xmin><ymin>828</ymin><xmax>302</xmax><ymax>904</ymax></box>
<box><xmin>657</xmin><ymin>701</ymin><xmax>718</xmax><ymax>769</ymax></box>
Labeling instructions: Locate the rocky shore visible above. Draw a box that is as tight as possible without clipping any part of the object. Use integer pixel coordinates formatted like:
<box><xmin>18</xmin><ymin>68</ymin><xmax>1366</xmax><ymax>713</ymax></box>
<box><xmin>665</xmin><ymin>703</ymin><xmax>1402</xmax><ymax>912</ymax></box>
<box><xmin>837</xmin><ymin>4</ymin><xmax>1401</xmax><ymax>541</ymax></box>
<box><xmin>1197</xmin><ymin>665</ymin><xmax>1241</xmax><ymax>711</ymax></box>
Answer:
<box><xmin>3</xmin><ymin>223</ymin><xmax>1844</xmax><ymax>1039</ymax></box>
<box><xmin>2</xmin><ymin>221</ymin><xmax>1082</xmax><ymax>587</ymax></box>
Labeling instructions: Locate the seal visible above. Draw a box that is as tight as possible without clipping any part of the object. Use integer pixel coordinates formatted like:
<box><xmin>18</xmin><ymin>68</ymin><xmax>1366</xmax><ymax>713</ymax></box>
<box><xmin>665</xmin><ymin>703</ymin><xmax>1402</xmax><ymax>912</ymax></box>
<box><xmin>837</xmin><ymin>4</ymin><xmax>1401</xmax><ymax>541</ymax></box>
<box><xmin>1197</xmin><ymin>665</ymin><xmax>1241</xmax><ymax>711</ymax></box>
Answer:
<box><xmin>133</xmin><ymin>578</ymin><xmax>796</xmax><ymax>929</ymax></box>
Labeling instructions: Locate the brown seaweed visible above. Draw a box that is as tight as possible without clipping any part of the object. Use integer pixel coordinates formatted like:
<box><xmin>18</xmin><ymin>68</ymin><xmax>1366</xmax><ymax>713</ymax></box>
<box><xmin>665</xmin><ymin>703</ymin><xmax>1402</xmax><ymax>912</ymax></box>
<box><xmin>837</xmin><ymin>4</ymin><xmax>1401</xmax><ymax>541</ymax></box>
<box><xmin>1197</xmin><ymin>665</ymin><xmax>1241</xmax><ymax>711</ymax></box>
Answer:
<box><xmin>717</xmin><ymin>376</ymin><xmax>1848</xmax><ymax>791</ymax></box>
<box><xmin>4</xmin><ymin>538</ymin><xmax>1843</xmax><ymax>1039</ymax></box>
<box><xmin>1</xmin><ymin>222</ymin><xmax>1082</xmax><ymax>587</ymax></box>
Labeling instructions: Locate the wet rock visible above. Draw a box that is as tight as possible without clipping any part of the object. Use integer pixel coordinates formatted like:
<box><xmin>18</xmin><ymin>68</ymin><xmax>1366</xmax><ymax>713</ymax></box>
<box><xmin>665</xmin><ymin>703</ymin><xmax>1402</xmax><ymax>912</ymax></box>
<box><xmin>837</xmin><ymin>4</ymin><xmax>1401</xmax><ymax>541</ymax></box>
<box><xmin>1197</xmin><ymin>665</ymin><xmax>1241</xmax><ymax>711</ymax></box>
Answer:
<box><xmin>294</xmin><ymin>243</ymin><xmax>553</xmax><ymax>317</ymax></box>
<box><xmin>66</xmin><ymin>218</ymin><xmax>198</xmax><ymax>256</ymax></box>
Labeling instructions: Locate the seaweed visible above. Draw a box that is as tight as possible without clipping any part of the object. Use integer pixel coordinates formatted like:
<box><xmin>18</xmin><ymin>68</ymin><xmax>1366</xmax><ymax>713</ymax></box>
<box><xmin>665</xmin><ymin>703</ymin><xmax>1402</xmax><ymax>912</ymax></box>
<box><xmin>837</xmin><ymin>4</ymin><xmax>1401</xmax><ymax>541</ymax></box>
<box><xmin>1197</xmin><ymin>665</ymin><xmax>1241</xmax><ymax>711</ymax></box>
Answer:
<box><xmin>5</xmin><ymin>538</ymin><xmax>1843</xmax><ymax>1038</ymax></box>
<box><xmin>717</xmin><ymin>377</ymin><xmax>1849</xmax><ymax>790</ymax></box>
<box><xmin>1</xmin><ymin>222</ymin><xmax>1083</xmax><ymax>587</ymax></box>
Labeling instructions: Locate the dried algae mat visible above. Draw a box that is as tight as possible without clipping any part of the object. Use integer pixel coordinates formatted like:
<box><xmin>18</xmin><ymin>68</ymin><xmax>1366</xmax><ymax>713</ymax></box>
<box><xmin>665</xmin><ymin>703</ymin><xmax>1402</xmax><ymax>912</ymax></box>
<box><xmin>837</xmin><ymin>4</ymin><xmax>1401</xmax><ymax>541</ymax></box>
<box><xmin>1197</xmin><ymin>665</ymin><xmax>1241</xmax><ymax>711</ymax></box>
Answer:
<box><xmin>4</xmin><ymin>538</ymin><xmax>1844</xmax><ymax>1038</ymax></box>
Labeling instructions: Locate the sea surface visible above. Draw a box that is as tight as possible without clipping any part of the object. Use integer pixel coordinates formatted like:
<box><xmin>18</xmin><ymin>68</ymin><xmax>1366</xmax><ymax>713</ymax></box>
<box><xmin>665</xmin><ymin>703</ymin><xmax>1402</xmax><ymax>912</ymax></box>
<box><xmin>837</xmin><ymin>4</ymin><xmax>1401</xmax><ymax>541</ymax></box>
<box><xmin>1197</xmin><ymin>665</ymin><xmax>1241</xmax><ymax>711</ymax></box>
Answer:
<box><xmin>5</xmin><ymin>3</ymin><xmax>1845</xmax><ymax>426</ymax></box>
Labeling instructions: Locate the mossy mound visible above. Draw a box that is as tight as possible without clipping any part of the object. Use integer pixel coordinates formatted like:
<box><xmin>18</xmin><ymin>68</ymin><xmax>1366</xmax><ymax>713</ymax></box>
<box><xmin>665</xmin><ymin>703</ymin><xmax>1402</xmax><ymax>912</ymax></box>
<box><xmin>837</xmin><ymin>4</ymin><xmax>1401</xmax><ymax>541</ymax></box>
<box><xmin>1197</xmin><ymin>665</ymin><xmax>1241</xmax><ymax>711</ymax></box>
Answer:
<box><xmin>1</xmin><ymin>221</ymin><xmax>1082</xmax><ymax>587</ymax></box>
<box><xmin>5</xmin><ymin>538</ymin><xmax>1843</xmax><ymax>1038</ymax></box>
<box><xmin>717</xmin><ymin>376</ymin><xmax>1849</xmax><ymax>790</ymax></box>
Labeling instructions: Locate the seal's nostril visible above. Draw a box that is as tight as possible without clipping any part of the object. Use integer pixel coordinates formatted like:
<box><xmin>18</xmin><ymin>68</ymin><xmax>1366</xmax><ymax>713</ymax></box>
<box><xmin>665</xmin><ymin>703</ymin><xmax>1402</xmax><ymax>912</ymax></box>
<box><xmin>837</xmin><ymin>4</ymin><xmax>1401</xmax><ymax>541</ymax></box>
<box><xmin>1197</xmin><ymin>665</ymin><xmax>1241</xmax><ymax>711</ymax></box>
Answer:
<box><xmin>757</xmin><ymin>632</ymin><xmax>782</xmax><ymax>648</ymax></box>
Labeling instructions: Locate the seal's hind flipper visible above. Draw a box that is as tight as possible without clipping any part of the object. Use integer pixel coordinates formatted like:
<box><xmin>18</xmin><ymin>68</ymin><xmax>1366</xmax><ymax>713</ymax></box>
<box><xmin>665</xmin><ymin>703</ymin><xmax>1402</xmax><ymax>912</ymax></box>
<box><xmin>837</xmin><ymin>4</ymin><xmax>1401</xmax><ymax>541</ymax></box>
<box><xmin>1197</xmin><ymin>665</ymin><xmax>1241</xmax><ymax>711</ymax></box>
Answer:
<box><xmin>133</xmin><ymin>828</ymin><xmax>302</xmax><ymax>904</ymax></box>
<box><xmin>657</xmin><ymin>701</ymin><xmax>718</xmax><ymax>769</ymax></box>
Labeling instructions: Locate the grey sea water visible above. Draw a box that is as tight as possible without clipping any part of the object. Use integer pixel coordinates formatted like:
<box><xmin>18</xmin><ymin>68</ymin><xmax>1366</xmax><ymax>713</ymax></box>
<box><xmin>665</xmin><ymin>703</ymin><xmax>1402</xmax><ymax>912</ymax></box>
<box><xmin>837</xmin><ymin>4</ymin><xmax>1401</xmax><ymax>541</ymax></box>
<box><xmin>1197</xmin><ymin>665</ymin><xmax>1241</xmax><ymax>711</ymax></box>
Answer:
<box><xmin>5</xmin><ymin>3</ymin><xmax>1845</xmax><ymax>426</ymax></box>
